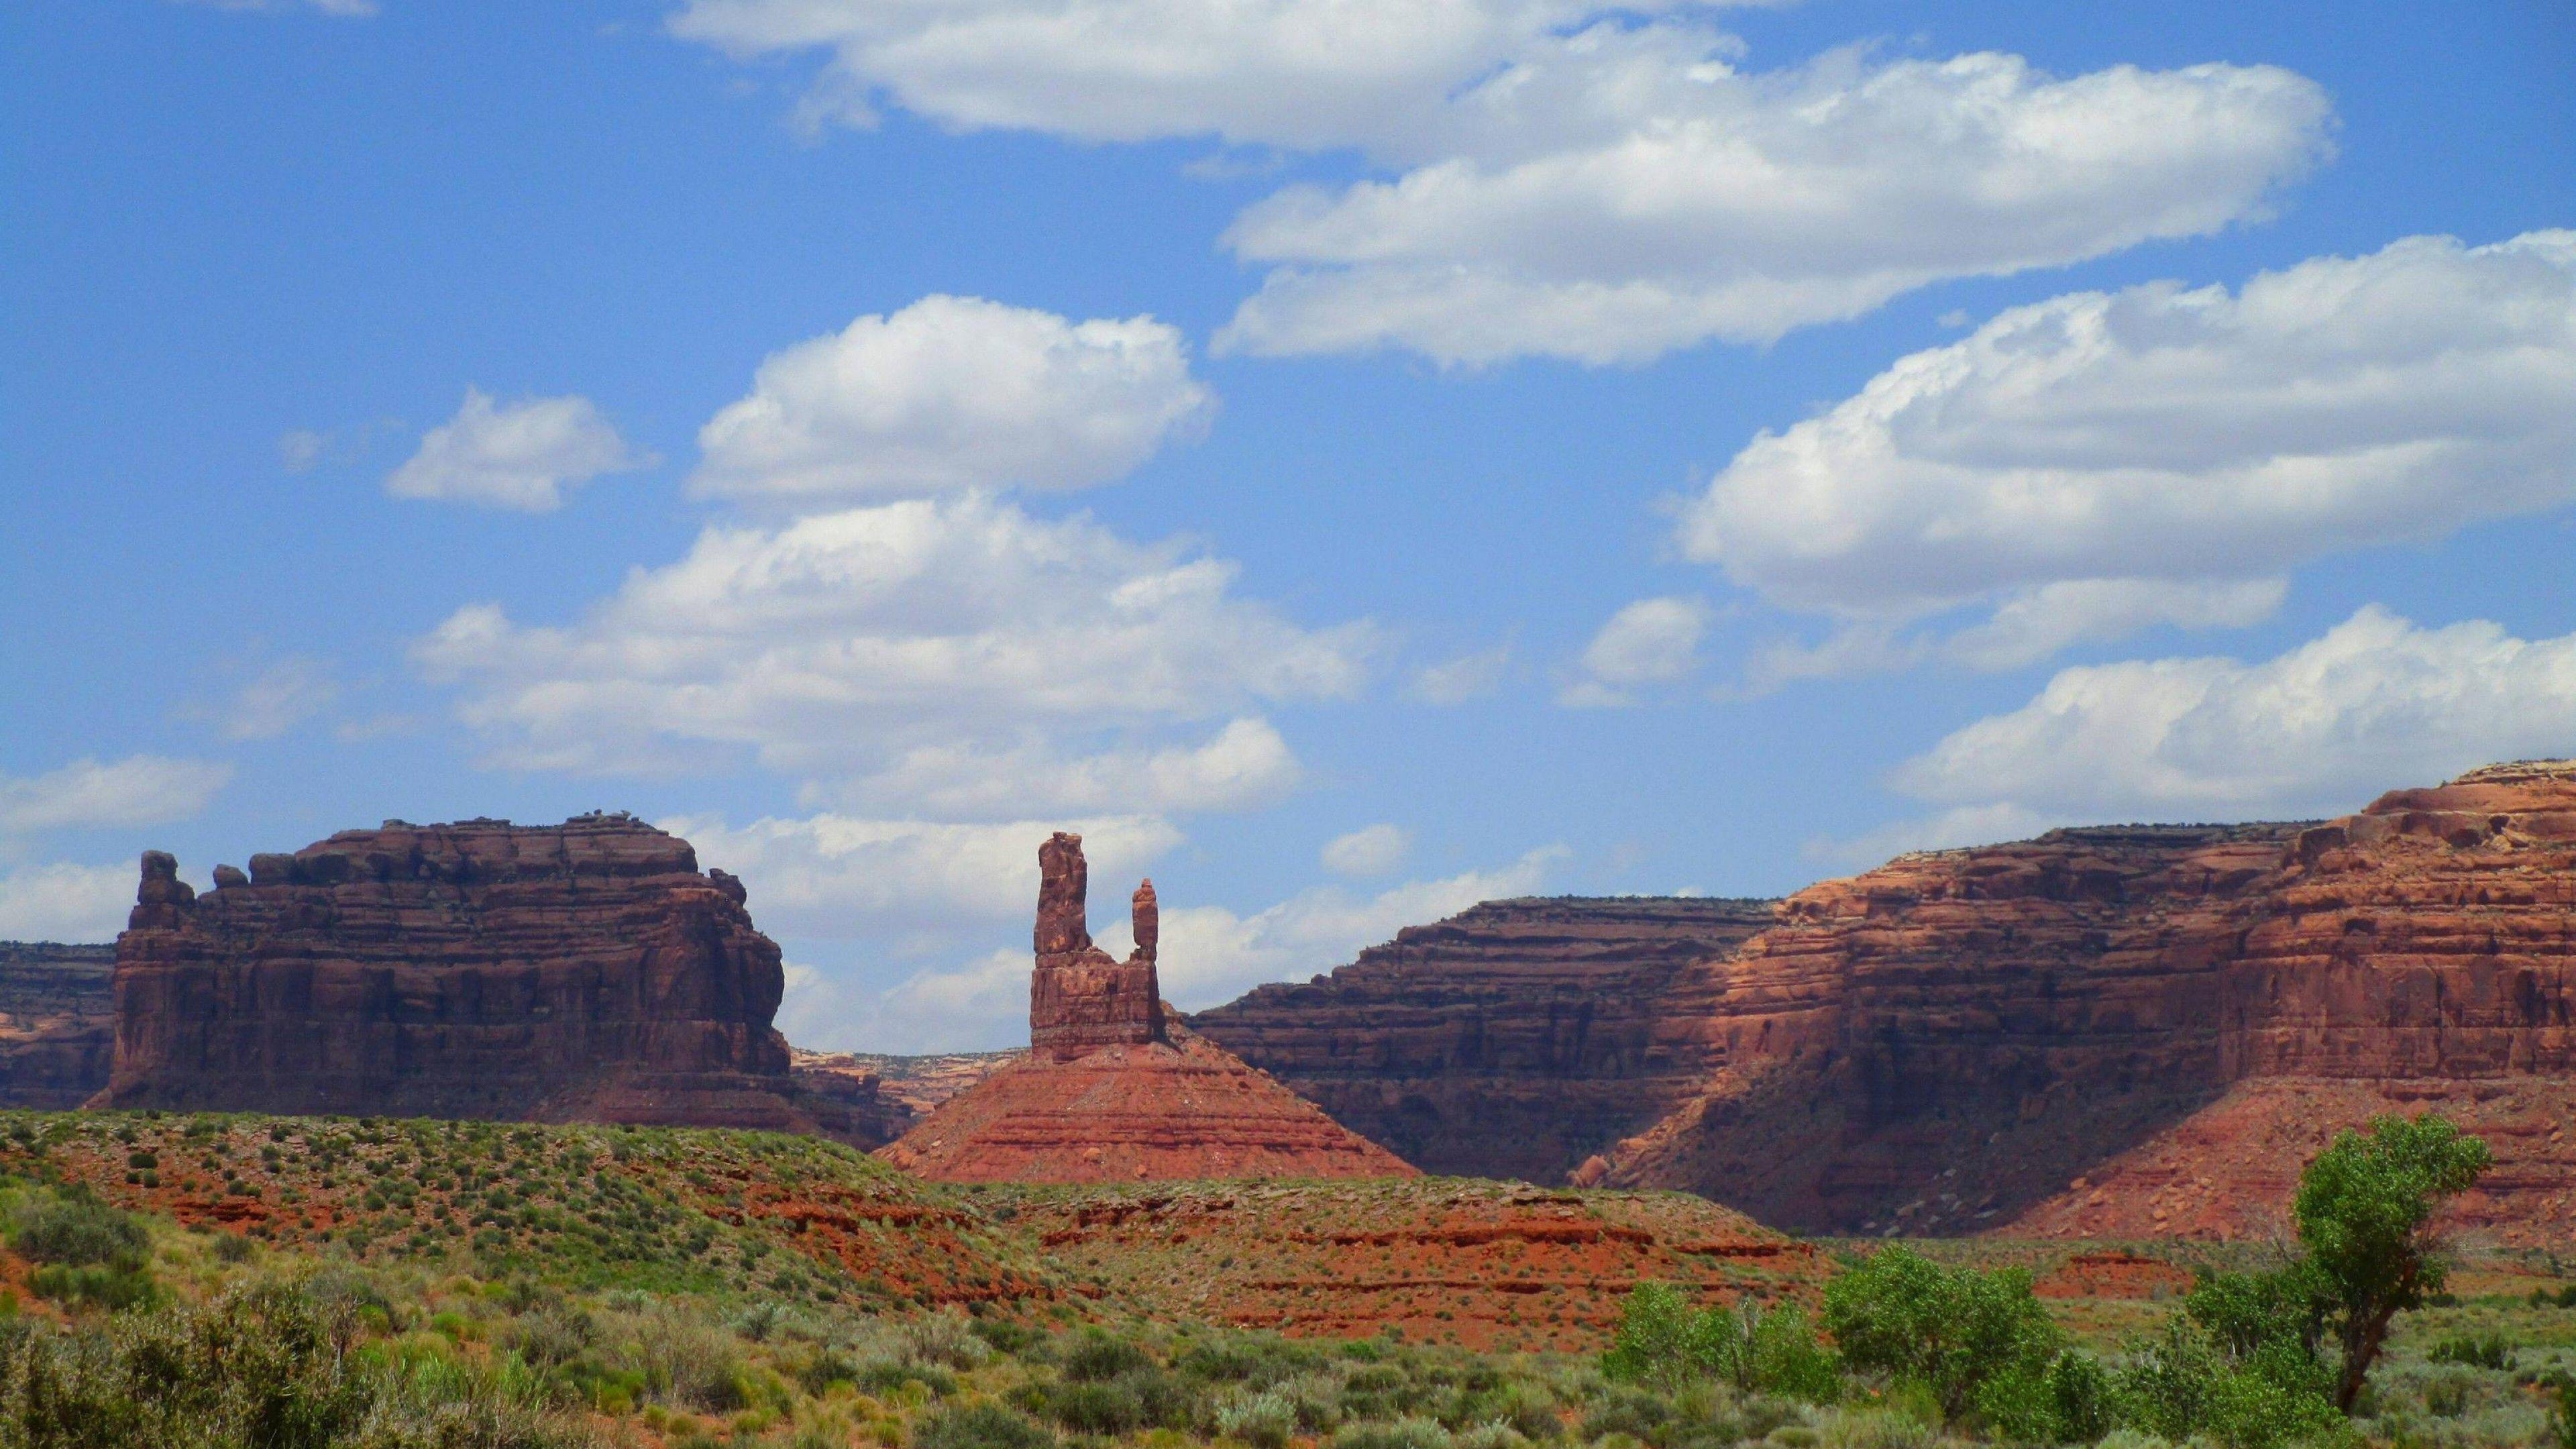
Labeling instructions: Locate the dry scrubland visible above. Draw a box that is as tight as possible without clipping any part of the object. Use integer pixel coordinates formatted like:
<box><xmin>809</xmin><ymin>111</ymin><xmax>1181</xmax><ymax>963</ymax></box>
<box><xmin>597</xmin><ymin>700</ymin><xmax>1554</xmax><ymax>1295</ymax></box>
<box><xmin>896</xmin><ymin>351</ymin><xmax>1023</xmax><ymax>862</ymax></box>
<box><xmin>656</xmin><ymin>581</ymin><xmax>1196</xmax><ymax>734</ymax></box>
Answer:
<box><xmin>0</xmin><ymin>1112</ymin><xmax>2567</xmax><ymax>1448</ymax></box>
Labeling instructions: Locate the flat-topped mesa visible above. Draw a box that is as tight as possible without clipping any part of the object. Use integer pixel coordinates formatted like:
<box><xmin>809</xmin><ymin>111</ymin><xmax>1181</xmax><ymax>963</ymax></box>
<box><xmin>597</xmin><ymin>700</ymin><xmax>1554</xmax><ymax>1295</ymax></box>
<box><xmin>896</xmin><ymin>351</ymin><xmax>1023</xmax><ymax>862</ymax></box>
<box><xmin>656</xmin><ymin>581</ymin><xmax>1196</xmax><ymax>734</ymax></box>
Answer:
<box><xmin>1028</xmin><ymin>833</ymin><xmax>1166</xmax><ymax>1061</ymax></box>
<box><xmin>97</xmin><ymin>814</ymin><xmax>883</xmax><ymax>1143</ymax></box>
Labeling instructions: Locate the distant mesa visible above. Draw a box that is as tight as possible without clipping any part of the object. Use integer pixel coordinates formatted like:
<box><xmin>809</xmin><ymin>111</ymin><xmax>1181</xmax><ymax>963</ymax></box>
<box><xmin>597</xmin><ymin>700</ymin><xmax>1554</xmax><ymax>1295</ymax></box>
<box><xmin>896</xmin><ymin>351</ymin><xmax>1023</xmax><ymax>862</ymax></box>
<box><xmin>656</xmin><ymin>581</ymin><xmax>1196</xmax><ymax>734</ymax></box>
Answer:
<box><xmin>875</xmin><ymin>832</ymin><xmax>1417</xmax><ymax>1183</ymax></box>
<box><xmin>93</xmin><ymin>814</ymin><xmax>900</xmax><ymax>1146</ymax></box>
<box><xmin>1200</xmin><ymin>761</ymin><xmax>2576</xmax><ymax>1245</ymax></box>
<box><xmin>0</xmin><ymin>943</ymin><xmax>115</xmax><ymax>1110</ymax></box>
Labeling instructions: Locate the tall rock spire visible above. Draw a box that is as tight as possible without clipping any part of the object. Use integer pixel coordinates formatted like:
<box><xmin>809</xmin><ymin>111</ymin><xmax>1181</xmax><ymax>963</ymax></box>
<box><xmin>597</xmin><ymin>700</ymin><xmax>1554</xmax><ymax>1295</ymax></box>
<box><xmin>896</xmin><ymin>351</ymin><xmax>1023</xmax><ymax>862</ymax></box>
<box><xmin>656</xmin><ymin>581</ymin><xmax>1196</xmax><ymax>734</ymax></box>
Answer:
<box><xmin>1028</xmin><ymin>833</ymin><xmax>1166</xmax><ymax>1061</ymax></box>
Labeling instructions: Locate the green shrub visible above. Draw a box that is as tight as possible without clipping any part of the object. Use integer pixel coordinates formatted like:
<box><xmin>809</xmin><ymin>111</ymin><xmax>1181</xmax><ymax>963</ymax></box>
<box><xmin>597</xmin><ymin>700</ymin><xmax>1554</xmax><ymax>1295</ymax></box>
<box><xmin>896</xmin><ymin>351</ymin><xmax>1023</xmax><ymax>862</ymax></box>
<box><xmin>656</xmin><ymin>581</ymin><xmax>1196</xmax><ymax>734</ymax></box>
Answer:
<box><xmin>1813</xmin><ymin>1407</ymin><xmax>1933</xmax><ymax>1449</ymax></box>
<box><xmin>1048</xmin><ymin>1379</ymin><xmax>1145</xmax><ymax>1433</ymax></box>
<box><xmin>9</xmin><ymin>1195</ymin><xmax>147</xmax><ymax>1273</ymax></box>
<box><xmin>1821</xmin><ymin>1247</ymin><xmax>2057</xmax><ymax>1420</ymax></box>
<box><xmin>918</xmin><ymin>1403</ymin><xmax>1059</xmax><ymax>1449</ymax></box>
<box><xmin>2110</xmin><ymin>1318</ymin><xmax>2342</xmax><ymax>1449</ymax></box>
<box><xmin>972</xmin><ymin>1318</ymin><xmax>1043</xmax><ymax>1355</ymax></box>
<box><xmin>1063</xmin><ymin>1328</ymin><xmax>1154</xmax><ymax>1382</ymax></box>
<box><xmin>1603</xmin><ymin>1285</ymin><xmax>1835</xmax><ymax>1403</ymax></box>
<box><xmin>1580</xmin><ymin>1385</ymin><xmax>1672</xmax><ymax>1444</ymax></box>
<box><xmin>1334</xmin><ymin>1415</ymin><xmax>1454</xmax><ymax>1449</ymax></box>
<box><xmin>858</xmin><ymin>1357</ymin><xmax>958</xmax><ymax>1398</ymax></box>
<box><xmin>1745</xmin><ymin>1305</ymin><xmax>1839</xmax><ymax>1404</ymax></box>
<box><xmin>1219</xmin><ymin>1389</ymin><xmax>1300</xmax><ymax>1449</ymax></box>
<box><xmin>2426</xmin><ymin>1331</ymin><xmax>2514</xmax><ymax>1370</ymax></box>
<box><xmin>1973</xmin><ymin>1348</ymin><xmax>2110</xmax><ymax>1445</ymax></box>
<box><xmin>28</xmin><ymin>1264</ymin><xmax>157</xmax><ymax>1312</ymax></box>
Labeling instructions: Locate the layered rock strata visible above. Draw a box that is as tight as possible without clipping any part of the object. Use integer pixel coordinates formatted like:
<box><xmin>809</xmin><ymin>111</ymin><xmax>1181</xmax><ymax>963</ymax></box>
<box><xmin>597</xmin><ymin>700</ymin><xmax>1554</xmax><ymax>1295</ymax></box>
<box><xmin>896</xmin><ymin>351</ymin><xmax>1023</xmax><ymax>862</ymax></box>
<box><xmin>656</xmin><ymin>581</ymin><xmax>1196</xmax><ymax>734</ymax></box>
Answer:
<box><xmin>0</xmin><ymin>943</ymin><xmax>115</xmax><ymax>1109</ymax></box>
<box><xmin>1190</xmin><ymin>897</ymin><xmax>1778</xmax><ymax>1182</ymax></box>
<box><xmin>879</xmin><ymin>835</ymin><xmax>1415</xmax><ymax>1183</ymax></box>
<box><xmin>100</xmin><ymin>814</ymin><xmax>883</xmax><ymax>1142</ymax></box>
<box><xmin>1596</xmin><ymin>761</ymin><xmax>2576</xmax><ymax>1241</ymax></box>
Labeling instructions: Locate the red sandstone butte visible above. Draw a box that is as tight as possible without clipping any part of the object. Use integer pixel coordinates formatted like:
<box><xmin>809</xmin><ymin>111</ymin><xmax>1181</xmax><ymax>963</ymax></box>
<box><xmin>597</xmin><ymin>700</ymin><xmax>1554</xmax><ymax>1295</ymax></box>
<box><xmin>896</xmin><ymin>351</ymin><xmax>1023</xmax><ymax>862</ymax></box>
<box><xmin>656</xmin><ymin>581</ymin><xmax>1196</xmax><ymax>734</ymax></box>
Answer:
<box><xmin>98</xmin><ymin>814</ymin><xmax>894</xmax><ymax>1144</ymax></box>
<box><xmin>877</xmin><ymin>833</ymin><xmax>1415</xmax><ymax>1183</ymax></box>
<box><xmin>1593</xmin><ymin>761</ymin><xmax>2576</xmax><ymax>1244</ymax></box>
<box><xmin>1190</xmin><ymin>896</ymin><xmax>1778</xmax><ymax>1183</ymax></box>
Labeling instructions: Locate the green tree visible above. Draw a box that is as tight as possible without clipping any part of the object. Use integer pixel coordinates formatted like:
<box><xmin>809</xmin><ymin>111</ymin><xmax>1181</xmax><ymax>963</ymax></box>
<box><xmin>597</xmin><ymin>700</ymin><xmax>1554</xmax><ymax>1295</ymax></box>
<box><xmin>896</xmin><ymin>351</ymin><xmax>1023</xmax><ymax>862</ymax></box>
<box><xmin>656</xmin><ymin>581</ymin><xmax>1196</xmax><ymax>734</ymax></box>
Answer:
<box><xmin>2294</xmin><ymin>1114</ymin><xmax>2490</xmax><ymax>1410</ymax></box>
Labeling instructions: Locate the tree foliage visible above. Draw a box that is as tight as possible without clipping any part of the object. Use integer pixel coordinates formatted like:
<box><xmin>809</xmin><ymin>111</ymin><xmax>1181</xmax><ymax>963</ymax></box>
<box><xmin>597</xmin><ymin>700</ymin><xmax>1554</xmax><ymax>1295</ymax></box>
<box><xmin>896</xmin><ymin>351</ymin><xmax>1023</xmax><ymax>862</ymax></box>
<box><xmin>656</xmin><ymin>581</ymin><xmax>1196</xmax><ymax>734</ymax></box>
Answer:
<box><xmin>1820</xmin><ymin>1247</ymin><xmax>2063</xmax><ymax>1422</ymax></box>
<box><xmin>2293</xmin><ymin>1113</ymin><xmax>2491</xmax><ymax>1409</ymax></box>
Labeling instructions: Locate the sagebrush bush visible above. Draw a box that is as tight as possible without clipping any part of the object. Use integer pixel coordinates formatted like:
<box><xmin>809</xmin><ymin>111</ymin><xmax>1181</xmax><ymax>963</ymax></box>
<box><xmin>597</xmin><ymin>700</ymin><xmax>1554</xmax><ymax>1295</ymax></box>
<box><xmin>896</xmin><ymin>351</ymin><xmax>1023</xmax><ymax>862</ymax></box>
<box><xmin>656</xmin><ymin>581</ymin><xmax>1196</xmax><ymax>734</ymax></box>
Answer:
<box><xmin>1217</xmin><ymin>1388</ymin><xmax>1299</xmax><ymax>1449</ymax></box>
<box><xmin>1333</xmin><ymin>1413</ymin><xmax>1454</xmax><ymax>1449</ymax></box>
<box><xmin>917</xmin><ymin>1401</ymin><xmax>1057</xmax><ymax>1449</ymax></box>
<box><xmin>9</xmin><ymin>1193</ymin><xmax>147</xmax><ymax>1272</ymax></box>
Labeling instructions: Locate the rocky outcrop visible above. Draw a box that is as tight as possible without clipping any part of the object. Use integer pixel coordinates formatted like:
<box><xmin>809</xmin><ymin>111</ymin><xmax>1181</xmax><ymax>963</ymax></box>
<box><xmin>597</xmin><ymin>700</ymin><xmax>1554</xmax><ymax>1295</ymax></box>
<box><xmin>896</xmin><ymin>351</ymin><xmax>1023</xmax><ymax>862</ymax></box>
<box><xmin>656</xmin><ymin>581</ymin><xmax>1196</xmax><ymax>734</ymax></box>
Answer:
<box><xmin>1189</xmin><ymin>898</ymin><xmax>1778</xmax><ymax>1183</ymax></box>
<box><xmin>1596</xmin><ymin>762</ymin><xmax>2576</xmax><ymax>1242</ymax></box>
<box><xmin>0</xmin><ymin>943</ymin><xmax>115</xmax><ymax>1109</ymax></box>
<box><xmin>786</xmin><ymin>1050</ymin><xmax>912</xmax><ymax>1148</ymax></box>
<box><xmin>1030</xmin><ymin>833</ymin><xmax>1167</xmax><ymax>1061</ymax></box>
<box><xmin>99</xmin><ymin>814</ymin><xmax>887</xmax><ymax>1144</ymax></box>
<box><xmin>879</xmin><ymin>835</ymin><xmax>1415</xmax><ymax>1183</ymax></box>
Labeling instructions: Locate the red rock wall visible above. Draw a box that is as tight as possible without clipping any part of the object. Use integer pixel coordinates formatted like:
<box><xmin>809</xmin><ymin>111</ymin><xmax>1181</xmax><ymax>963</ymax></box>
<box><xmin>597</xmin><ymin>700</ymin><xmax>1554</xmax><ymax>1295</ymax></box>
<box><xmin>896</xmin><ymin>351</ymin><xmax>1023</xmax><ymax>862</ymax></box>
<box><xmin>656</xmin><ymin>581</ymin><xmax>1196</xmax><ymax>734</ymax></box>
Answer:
<box><xmin>1594</xmin><ymin>824</ymin><xmax>2299</xmax><ymax>1232</ymax></box>
<box><xmin>1189</xmin><ymin>897</ymin><xmax>1778</xmax><ymax>1182</ymax></box>
<box><xmin>1601</xmin><ymin>762</ymin><xmax>2576</xmax><ymax>1240</ymax></box>
<box><xmin>99</xmin><ymin>814</ymin><xmax>873</xmax><ymax>1139</ymax></box>
<box><xmin>0</xmin><ymin>943</ymin><xmax>115</xmax><ymax>1110</ymax></box>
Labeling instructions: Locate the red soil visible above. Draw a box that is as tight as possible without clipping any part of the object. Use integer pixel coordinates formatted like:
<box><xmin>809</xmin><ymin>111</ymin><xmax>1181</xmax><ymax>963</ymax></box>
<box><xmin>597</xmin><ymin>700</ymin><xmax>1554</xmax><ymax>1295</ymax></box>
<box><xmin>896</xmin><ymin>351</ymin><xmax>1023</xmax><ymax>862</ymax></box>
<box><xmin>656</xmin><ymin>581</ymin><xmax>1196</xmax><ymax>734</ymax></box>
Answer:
<box><xmin>878</xmin><ymin>1030</ymin><xmax>1416</xmax><ymax>1185</ymax></box>
<box><xmin>996</xmin><ymin>1178</ymin><xmax>1827</xmax><ymax>1352</ymax></box>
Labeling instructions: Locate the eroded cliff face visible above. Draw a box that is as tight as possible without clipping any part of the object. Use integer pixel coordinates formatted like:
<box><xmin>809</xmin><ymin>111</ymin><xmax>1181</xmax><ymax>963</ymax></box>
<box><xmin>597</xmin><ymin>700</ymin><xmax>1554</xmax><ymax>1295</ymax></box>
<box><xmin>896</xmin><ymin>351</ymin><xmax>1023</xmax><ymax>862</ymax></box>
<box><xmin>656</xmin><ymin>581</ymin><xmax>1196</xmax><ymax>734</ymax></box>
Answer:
<box><xmin>101</xmin><ymin>814</ymin><xmax>877</xmax><ymax>1140</ymax></box>
<box><xmin>1591</xmin><ymin>824</ymin><xmax>2302</xmax><ymax>1233</ymax></box>
<box><xmin>1189</xmin><ymin>898</ymin><xmax>1777</xmax><ymax>1182</ymax></box>
<box><xmin>1600</xmin><ymin>761</ymin><xmax>2576</xmax><ymax>1242</ymax></box>
<box><xmin>0</xmin><ymin>943</ymin><xmax>115</xmax><ymax>1109</ymax></box>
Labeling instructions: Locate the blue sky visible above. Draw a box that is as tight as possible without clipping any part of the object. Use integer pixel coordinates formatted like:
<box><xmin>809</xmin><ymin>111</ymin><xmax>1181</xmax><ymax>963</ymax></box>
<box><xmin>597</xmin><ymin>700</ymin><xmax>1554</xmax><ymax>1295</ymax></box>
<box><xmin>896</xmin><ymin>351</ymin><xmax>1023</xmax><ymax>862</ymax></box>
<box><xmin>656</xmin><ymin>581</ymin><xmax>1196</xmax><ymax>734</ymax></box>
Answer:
<box><xmin>5</xmin><ymin>0</ymin><xmax>2571</xmax><ymax>1050</ymax></box>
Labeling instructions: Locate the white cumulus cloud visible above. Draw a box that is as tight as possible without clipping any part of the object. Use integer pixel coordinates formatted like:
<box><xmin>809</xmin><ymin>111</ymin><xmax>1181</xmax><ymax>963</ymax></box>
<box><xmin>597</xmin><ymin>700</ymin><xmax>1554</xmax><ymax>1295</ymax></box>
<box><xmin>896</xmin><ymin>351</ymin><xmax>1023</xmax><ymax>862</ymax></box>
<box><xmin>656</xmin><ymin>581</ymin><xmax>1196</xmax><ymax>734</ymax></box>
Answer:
<box><xmin>667</xmin><ymin>810</ymin><xmax>1182</xmax><ymax>941</ymax></box>
<box><xmin>667</xmin><ymin>0</ymin><xmax>1624</xmax><ymax>148</ymax></box>
<box><xmin>1219</xmin><ymin>36</ymin><xmax>2331</xmax><ymax>365</ymax></box>
<box><xmin>848</xmin><ymin>718</ymin><xmax>1299</xmax><ymax>818</ymax></box>
<box><xmin>0</xmin><ymin>756</ymin><xmax>233</xmax><ymax>840</ymax></box>
<box><xmin>0</xmin><ymin>862</ymin><xmax>141</xmax><ymax>942</ymax></box>
<box><xmin>1888</xmin><ymin>606</ymin><xmax>2576</xmax><ymax>829</ymax></box>
<box><xmin>1411</xmin><ymin>643</ymin><xmax>1513</xmax><ymax>704</ymax></box>
<box><xmin>671</xmin><ymin>5</ymin><xmax>2331</xmax><ymax>366</ymax></box>
<box><xmin>1683</xmin><ymin>231</ymin><xmax>2576</xmax><ymax>663</ymax></box>
<box><xmin>415</xmin><ymin>494</ymin><xmax>1371</xmax><ymax>795</ymax></box>
<box><xmin>1320</xmin><ymin>823</ymin><xmax>1411</xmax><ymax>878</ymax></box>
<box><xmin>387</xmin><ymin>388</ymin><xmax>652</xmax><ymax>511</ymax></box>
<box><xmin>1561</xmin><ymin>596</ymin><xmax>1706</xmax><ymax>706</ymax></box>
<box><xmin>692</xmin><ymin>296</ymin><xmax>1214</xmax><ymax>506</ymax></box>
